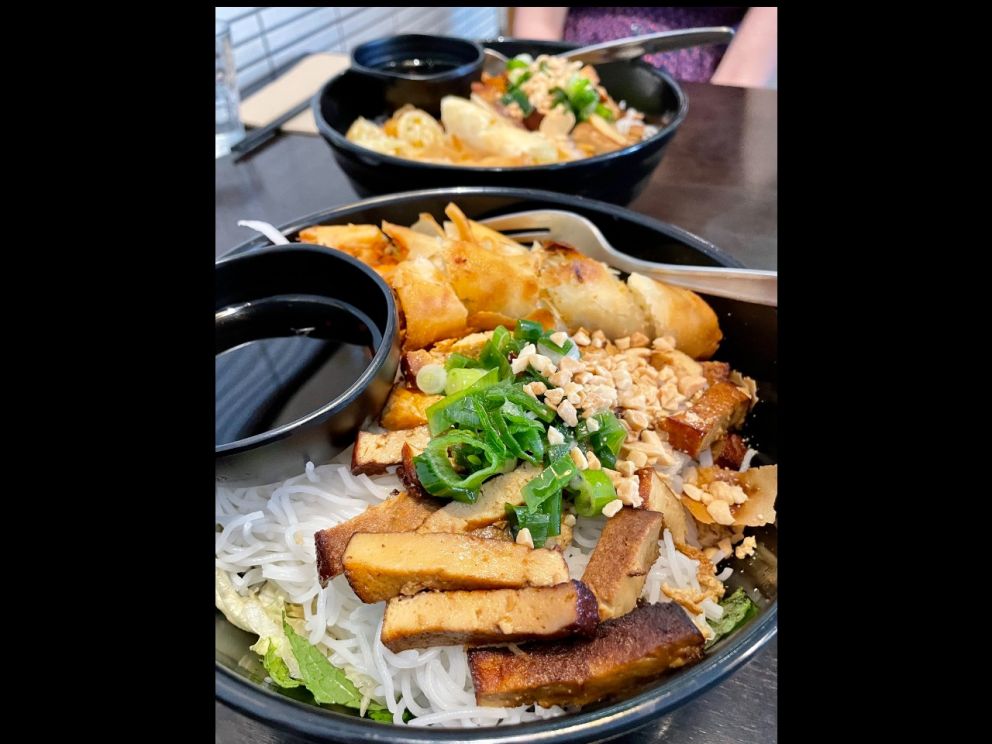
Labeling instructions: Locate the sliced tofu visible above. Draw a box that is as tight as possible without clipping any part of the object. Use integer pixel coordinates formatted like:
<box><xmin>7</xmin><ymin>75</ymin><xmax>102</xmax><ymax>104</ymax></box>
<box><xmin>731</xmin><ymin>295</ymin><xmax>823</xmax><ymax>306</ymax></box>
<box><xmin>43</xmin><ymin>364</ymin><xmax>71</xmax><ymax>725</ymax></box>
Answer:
<box><xmin>636</xmin><ymin>468</ymin><xmax>690</xmax><ymax>545</ymax></box>
<box><xmin>468</xmin><ymin>601</ymin><xmax>705</xmax><ymax>708</ymax></box>
<box><xmin>342</xmin><ymin>532</ymin><xmax>570</xmax><ymax>603</ymax></box>
<box><xmin>380</xmin><ymin>580</ymin><xmax>599</xmax><ymax>652</ymax></box>
<box><xmin>582</xmin><ymin>508</ymin><xmax>663</xmax><ymax>621</ymax></box>
<box><xmin>659</xmin><ymin>380</ymin><xmax>751</xmax><ymax>457</ymax></box>
<box><xmin>380</xmin><ymin>385</ymin><xmax>442</xmax><ymax>430</ymax></box>
<box><xmin>712</xmin><ymin>433</ymin><xmax>748</xmax><ymax>470</ymax></box>
<box><xmin>314</xmin><ymin>492</ymin><xmax>441</xmax><ymax>585</ymax></box>
<box><xmin>417</xmin><ymin>463</ymin><xmax>541</xmax><ymax>534</ymax></box>
<box><xmin>351</xmin><ymin>426</ymin><xmax>431</xmax><ymax>475</ymax></box>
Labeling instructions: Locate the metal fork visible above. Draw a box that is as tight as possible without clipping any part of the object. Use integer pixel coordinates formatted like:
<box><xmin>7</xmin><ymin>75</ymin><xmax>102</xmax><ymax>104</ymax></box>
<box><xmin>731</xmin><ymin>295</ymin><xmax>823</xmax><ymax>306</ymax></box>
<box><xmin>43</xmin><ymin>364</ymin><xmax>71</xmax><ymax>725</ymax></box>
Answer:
<box><xmin>480</xmin><ymin>210</ymin><xmax>777</xmax><ymax>306</ymax></box>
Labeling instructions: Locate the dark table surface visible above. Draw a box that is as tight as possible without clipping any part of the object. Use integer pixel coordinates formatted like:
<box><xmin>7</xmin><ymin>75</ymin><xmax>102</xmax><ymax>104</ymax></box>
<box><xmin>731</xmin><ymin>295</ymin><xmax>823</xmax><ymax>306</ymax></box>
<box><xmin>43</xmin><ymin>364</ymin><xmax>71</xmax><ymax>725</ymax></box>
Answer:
<box><xmin>215</xmin><ymin>80</ymin><xmax>777</xmax><ymax>743</ymax></box>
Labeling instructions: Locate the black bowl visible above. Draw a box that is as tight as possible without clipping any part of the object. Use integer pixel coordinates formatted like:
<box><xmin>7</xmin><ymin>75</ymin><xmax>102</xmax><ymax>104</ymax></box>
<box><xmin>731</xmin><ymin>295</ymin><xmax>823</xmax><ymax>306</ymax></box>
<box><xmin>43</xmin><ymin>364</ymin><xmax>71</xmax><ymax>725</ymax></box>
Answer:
<box><xmin>215</xmin><ymin>245</ymin><xmax>399</xmax><ymax>487</ymax></box>
<box><xmin>313</xmin><ymin>39</ymin><xmax>688</xmax><ymax>206</ymax></box>
<box><xmin>215</xmin><ymin>187</ymin><xmax>777</xmax><ymax>743</ymax></box>
<box><xmin>351</xmin><ymin>34</ymin><xmax>484</xmax><ymax>118</ymax></box>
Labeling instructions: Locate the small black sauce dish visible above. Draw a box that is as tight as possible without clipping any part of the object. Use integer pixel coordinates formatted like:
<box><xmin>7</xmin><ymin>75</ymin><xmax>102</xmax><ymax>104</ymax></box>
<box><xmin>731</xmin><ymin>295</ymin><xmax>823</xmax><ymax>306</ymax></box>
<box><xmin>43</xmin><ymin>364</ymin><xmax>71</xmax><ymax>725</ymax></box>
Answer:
<box><xmin>350</xmin><ymin>34</ymin><xmax>484</xmax><ymax>118</ymax></box>
<box><xmin>215</xmin><ymin>245</ymin><xmax>399</xmax><ymax>487</ymax></box>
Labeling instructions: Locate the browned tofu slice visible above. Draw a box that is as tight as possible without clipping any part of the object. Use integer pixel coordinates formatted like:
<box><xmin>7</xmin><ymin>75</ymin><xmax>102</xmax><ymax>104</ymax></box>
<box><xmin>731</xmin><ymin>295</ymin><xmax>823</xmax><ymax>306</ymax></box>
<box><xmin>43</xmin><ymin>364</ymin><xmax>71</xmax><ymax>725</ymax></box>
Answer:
<box><xmin>314</xmin><ymin>492</ymin><xmax>442</xmax><ymax>586</ymax></box>
<box><xmin>711</xmin><ymin>433</ymin><xmax>748</xmax><ymax>470</ymax></box>
<box><xmin>380</xmin><ymin>385</ymin><xmax>442</xmax><ymax>430</ymax></box>
<box><xmin>636</xmin><ymin>468</ymin><xmax>689</xmax><ymax>545</ymax></box>
<box><xmin>582</xmin><ymin>508</ymin><xmax>663</xmax><ymax>621</ymax></box>
<box><xmin>351</xmin><ymin>426</ymin><xmax>431</xmax><ymax>475</ymax></box>
<box><xmin>380</xmin><ymin>580</ymin><xmax>599</xmax><ymax>652</ymax></box>
<box><xmin>468</xmin><ymin>601</ymin><xmax>704</xmax><ymax>708</ymax></box>
<box><xmin>417</xmin><ymin>463</ymin><xmax>541</xmax><ymax>533</ymax></box>
<box><xmin>342</xmin><ymin>532</ymin><xmax>570</xmax><ymax>603</ymax></box>
<box><xmin>659</xmin><ymin>380</ymin><xmax>751</xmax><ymax>457</ymax></box>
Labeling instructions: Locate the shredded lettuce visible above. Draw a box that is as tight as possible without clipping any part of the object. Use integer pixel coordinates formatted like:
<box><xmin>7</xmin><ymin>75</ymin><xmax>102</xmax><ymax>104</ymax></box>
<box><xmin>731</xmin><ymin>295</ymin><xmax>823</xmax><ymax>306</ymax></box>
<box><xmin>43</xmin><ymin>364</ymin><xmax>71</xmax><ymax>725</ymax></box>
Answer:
<box><xmin>705</xmin><ymin>587</ymin><xmax>759</xmax><ymax>647</ymax></box>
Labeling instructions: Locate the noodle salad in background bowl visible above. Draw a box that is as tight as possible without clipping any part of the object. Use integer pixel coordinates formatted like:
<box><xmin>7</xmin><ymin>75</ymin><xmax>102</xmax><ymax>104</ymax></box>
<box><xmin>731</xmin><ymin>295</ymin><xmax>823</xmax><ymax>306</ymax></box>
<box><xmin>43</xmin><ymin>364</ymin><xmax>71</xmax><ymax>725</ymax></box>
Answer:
<box><xmin>313</xmin><ymin>40</ymin><xmax>688</xmax><ymax>206</ymax></box>
<box><xmin>216</xmin><ymin>188</ymin><xmax>777</xmax><ymax>742</ymax></box>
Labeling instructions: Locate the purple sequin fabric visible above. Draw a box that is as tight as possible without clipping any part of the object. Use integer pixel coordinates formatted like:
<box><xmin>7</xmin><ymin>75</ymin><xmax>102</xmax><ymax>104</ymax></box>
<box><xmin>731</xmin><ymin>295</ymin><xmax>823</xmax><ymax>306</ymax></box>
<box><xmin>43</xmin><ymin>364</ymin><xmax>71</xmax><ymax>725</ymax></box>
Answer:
<box><xmin>563</xmin><ymin>6</ymin><xmax>747</xmax><ymax>82</ymax></box>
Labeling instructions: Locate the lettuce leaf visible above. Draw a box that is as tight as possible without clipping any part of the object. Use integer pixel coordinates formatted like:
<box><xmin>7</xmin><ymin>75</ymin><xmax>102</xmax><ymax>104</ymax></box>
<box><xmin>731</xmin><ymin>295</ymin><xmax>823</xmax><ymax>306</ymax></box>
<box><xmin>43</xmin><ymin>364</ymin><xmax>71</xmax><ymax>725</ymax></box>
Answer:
<box><xmin>282</xmin><ymin>618</ymin><xmax>366</xmax><ymax>706</ymax></box>
<box><xmin>262</xmin><ymin>644</ymin><xmax>301</xmax><ymax>688</ymax></box>
<box><xmin>705</xmin><ymin>587</ymin><xmax>759</xmax><ymax>647</ymax></box>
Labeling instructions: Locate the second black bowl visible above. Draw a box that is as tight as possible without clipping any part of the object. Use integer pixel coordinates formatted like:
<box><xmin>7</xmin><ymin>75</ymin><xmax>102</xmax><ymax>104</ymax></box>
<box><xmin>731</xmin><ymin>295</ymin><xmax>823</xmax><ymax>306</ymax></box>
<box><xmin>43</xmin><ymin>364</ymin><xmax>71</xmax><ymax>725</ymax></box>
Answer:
<box><xmin>314</xmin><ymin>39</ymin><xmax>688</xmax><ymax>205</ymax></box>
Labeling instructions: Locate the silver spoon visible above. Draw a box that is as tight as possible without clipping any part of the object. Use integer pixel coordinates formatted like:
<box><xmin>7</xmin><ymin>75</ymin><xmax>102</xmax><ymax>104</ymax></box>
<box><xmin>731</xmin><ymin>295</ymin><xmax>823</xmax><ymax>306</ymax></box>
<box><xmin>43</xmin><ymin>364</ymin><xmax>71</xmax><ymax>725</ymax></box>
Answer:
<box><xmin>483</xmin><ymin>26</ymin><xmax>735</xmax><ymax>76</ymax></box>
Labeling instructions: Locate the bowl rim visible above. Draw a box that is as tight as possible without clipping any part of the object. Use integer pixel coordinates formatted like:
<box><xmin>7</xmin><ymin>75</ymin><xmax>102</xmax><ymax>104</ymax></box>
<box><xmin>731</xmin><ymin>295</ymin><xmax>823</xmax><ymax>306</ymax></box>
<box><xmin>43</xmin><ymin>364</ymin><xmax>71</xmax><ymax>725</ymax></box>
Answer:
<box><xmin>216</xmin><ymin>186</ymin><xmax>776</xmax><ymax>742</ymax></box>
<box><xmin>351</xmin><ymin>33</ymin><xmax>484</xmax><ymax>82</ymax></box>
<box><xmin>214</xmin><ymin>244</ymin><xmax>397</xmax><ymax>456</ymax></box>
<box><xmin>312</xmin><ymin>38</ymin><xmax>689</xmax><ymax>174</ymax></box>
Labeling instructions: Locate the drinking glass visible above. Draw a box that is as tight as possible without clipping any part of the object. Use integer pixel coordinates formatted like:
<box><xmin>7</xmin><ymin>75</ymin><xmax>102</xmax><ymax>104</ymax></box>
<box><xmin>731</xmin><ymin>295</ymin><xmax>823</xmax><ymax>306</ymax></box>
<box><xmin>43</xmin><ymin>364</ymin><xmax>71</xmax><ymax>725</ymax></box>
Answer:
<box><xmin>216</xmin><ymin>19</ymin><xmax>245</xmax><ymax>158</ymax></box>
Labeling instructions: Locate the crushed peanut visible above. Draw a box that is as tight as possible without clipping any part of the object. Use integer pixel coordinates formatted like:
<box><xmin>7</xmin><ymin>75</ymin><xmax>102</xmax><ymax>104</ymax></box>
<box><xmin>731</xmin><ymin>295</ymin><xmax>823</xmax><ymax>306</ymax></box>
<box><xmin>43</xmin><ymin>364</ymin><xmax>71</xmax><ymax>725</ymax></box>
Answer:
<box><xmin>547</xmin><ymin>425</ymin><xmax>565</xmax><ymax>446</ymax></box>
<box><xmin>523</xmin><ymin>380</ymin><xmax>547</xmax><ymax>398</ymax></box>
<box><xmin>614</xmin><ymin>336</ymin><xmax>631</xmax><ymax>350</ymax></box>
<box><xmin>601</xmin><ymin>499</ymin><xmax>623</xmax><ymax>517</ymax></box>
<box><xmin>572</xmin><ymin>329</ymin><xmax>591</xmax><ymax>346</ymax></box>
<box><xmin>585</xmin><ymin>451</ymin><xmax>602</xmax><ymax>470</ymax></box>
<box><xmin>563</xmin><ymin>513</ymin><xmax>577</xmax><ymax>527</ymax></box>
<box><xmin>557</xmin><ymin>399</ymin><xmax>579</xmax><ymax>427</ymax></box>
<box><xmin>615</xmin><ymin>459</ymin><xmax>636</xmax><ymax>477</ymax></box>
<box><xmin>549</xmin><ymin>331</ymin><xmax>569</xmax><ymax>347</ymax></box>
<box><xmin>682</xmin><ymin>483</ymin><xmax>707</xmax><ymax>502</ymax></box>
<box><xmin>678</xmin><ymin>375</ymin><xmax>708</xmax><ymax>398</ymax></box>
<box><xmin>706</xmin><ymin>499</ymin><xmax>735</xmax><ymax>525</ymax></box>
<box><xmin>586</xmin><ymin>416</ymin><xmax>600</xmax><ymax>433</ymax></box>
<box><xmin>629</xmin><ymin>331</ymin><xmax>650</xmax><ymax>348</ymax></box>
<box><xmin>627</xmin><ymin>449</ymin><xmax>649</xmax><ymax>468</ymax></box>
<box><xmin>544</xmin><ymin>387</ymin><xmax>565</xmax><ymax>406</ymax></box>
<box><xmin>529</xmin><ymin>353</ymin><xmax>555</xmax><ymax>374</ymax></box>
<box><xmin>709</xmin><ymin>480</ymin><xmax>748</xmax><ymax>505</ymax></box>
<box><xmin>735</xmin><ymin>536</ymin><xmax>757</xmax><ymax>560</ymax></box>
<box><xmin>617</xmin><ymin>478</ymin><xmax>643</xmax><ymax>507</ymax></box>
<box><xmin>515</xmin><ymin>527</ymin><xmax>535</xmax><ymax>549</ymax></box>
<box><xmin>569</xmin><ymin>446</ymin><xmax>588</xmax><ymax>470</ymax></box>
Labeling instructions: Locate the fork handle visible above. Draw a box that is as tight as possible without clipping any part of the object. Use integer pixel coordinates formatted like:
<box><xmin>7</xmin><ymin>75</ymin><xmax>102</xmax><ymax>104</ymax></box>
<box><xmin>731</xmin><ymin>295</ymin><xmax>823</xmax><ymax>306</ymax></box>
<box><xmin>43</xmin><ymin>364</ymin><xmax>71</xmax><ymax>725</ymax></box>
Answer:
<box><xmin>615</xmin><ymin>256</ymin><xmax>777</xmax><ymax>306</ymax></box>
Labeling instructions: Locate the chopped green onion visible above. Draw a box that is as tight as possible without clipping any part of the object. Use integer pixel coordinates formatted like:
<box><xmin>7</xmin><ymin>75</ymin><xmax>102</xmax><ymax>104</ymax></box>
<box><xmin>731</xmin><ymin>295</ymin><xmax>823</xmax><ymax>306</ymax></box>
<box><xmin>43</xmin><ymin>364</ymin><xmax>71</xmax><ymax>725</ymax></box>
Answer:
<box><xmin>425</xmin><ymin>368</ymin><xmax>499</xmax><ymax>435</ymax></box>
<box><xmin>508</xmin><ymin>68</ymin><xmax>532</xmax><ymax>87</ymax></box>
<box><xmin>416</xmin><ymin>363</ymin><xmax>447</xmax><ymax>395</ymax></box>
<box><xmin>506</xmin><ymin>58</ymin><xmax>529</xmax><ymax>72</ymax></box>
<box><xmin>594</xmin><ymin>103</ymin><xmax>614</xmax><ymax>121</ymax></box>
<box><xmin>569</xmin><ymin>469</ymin><xmax>617</xmax><ymax>517</ymax></box>
<box><xmin>445</xmin><ymin>367</ymin><xmax>488</xmax><ymax>395</ymax></box>
<box><xmin>413</xmin><ymin>430</ymin><xmax>515</xmax><ymax>503</ymax></box>
<box><xmin>583</xmin><ymin>411</ymin><xmax>626</xmax><ymax>469</ymax></box>
<box><xmin>505</xmin><ymin>503</ymin><xmax>553</xmax><ymax>546</ymax></box>
<box><xmin>513</xmin><ymin>319</ymin><xmax>544</xmax><ymax>342</ymax></box>
<box><xmin>445</xmin><ymin>353</ymin><xmax>483</xmax><ymax>371</ymax></box>
<box><xmin>500</xmin><ymin>88</ymin><xmax>534</xmax><ymax>116</ymax></box>
<box><xmin>523</xmin><ymin>455</ymin><xmax>577</xmax><ymax>512</ymax></box>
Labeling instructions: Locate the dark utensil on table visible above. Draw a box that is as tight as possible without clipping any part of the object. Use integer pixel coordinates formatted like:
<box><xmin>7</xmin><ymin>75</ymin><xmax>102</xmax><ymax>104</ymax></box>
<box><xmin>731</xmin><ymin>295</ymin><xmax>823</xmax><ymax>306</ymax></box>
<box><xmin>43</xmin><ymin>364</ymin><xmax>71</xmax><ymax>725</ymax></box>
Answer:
<box><xmin>216</xmin><ymin>186</ymin><xmax>777</xmax><ymax>742</ymax></box>
<box><xmin>313</xmin><ymin>39</ymin><xmax>688</xmax><ymax>205</ymax></box>
<box><xmin>230</xmin><ymin>98</ymin><xmax>312</xmax><ymax>161</ymax></box>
